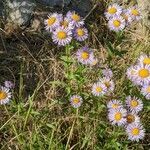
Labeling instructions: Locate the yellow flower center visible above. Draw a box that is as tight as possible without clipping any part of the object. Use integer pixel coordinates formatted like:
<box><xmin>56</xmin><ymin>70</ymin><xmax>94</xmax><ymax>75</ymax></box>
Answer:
<box><xmin>108</xmin><ymin>7</ymin><xmax>117</xmax><ymax>14</ymax></box>
<box><xmin>61</xmin><ymin>20</ymin><xmax>69</xmax><ymax>28</ymax></box>
<box><xmin>131</xmin><ymin>9</ymin><xmax>139</xmax><ymax>16</ymax></box>
<box><xmin>126</xmin><ymin>114</ymin><xmax>135</xmax><ymax>123</ymax></box>
<box><xmin>77</xmin><ymin>28</ymin><xmax>84</xmax><ymax>36</ymax></box>
<box><xmin>132</xmin><ymin>128</ymin><xmax>140</xmax><ymax>136</ymax></box>
<box><xmin>112</xmin><ymin>104</ymin><xmax>119</xmax><ymax>109</ymax></box>
<box><xmin>0</xmin><ymin>91</ymin><xmax>7</xmax><ymax>100</ymax></box>
<box><xmin>73</xmin><ymin>98</ymin><xmax>80</xmax><ymax>104</ymax></box>
<box><xmin>143</xmin><ymin>58</ymin><xmax>150</xmax><ymax>65</ymax></box>
<box><xmin>114</xmin><ymin>112</ymin><xmax>122</xmax><ymax>121</ymax></box>
<box><xmin>47</xmin><ymin>17</ymin><xmax>56</xmax><ymax>26</ymax></box>
<box><xmin>113</xmin><ymin>20</ymin><xmax>121</xmax><ymax>27</ymax></box>
<box><xmin>130</xmin><ymin>100</ymin><xmax>138</xmax><ymax>107</ymax></box>
<box><xmin>81</xmin><ymin>52</ymin><xmax>89</xmax><ymax>60</ymax></box>
<box><xmin>146</xmin><ymin>86</ymin><xmax>150</xmax><ymax>93</ymax></box>
<box><xmin>96</xmin><ymin>87</ymin><xmax>102</xmax><ymax>93</ymax></box>
<box><xmin>72</xmin><ymin>14</ymin><xmax>80</xmax><ymax>21</ymax></box>
<box><xmin>138</xmin><ymin>69</ymin><xmax>150</xmax><ymax>78</ymax></box>
<box><xmin>57</xmin><ymin>31</ymin><xmax>67</xmax><ymax>39</ymax></box>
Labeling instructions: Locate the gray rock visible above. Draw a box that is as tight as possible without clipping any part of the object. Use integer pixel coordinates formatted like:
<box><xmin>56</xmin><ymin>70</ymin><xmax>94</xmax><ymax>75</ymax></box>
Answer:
<box><xmin>5</xmin><ymin>0</ymin><xmax>36</xmax><ymax>27</ymax></box>
<box><xmin>0</xmin><ymin>1</ymin><xmax>4</xmax><ymax>17</ymax></box>
<box><xmin>36</xmin><ymin>0</ymin><xmax>71</xmax><ymax>7</ymax></box>
<box><xmin>36</xmin><ymin>0</ymin><xmax>92</xmax><ymax>17</ymax></box>
<box><xmin>70</xmin><ymin>0</ymin><xmax>92</xmax><ymax>17</ymax></box>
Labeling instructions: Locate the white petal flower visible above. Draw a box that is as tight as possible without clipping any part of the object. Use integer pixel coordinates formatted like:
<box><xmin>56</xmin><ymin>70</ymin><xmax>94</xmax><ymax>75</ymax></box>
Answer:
<box><xmin>92</xmin><ymin>82</ymin><xmax>107</xmax><ymax>96</ymax></box>
<box><xmin>131</xmin><ymin>64</ymin><xmax>150</xmax><ymax>86</ymax></box>
<box><xmin>141</xmin><ymin>84</ymin><xmax>150</xmax><ymax>100</ymax></box>
<box><xmin>44</xmin><ymin>13</ymin><xmax>62</xmax><ymax>32</ymax></box>
<box><xmin>70</xmin><ymin>95</ymin><xmax>83</xmax><ymax>108</ymax></box>
<box><xmin>125</xmin><ymin>96</ymin><xmax>143</xmax><ymax>113</ymax></box>
<box><xmin>108</xmin><ymin>15</ymin><xmax>126</xmax><ymax>32</ymax></box>
<box><xmin>126</xmin><ymin>123</ymin><xmax>145</xmax><ymax>141</ymax></box>
<box><xmin>107</xmin><ymin>99</ymin><xmax>123</xmax><ymax>110</ymax></box>
<box><xmin>76</xmin><ymin>47</ymin><xmax>94</xmax><ymax>65</ymax></box>
<box><xmin>128</xmin><ymin>5</ymin><xmax>142</xmax><ymax>21</ymax></box>
<box><xmin>73</xmin><ymin>27</ymin><xmax>88</xmax><ymax>42</ymax></box>
<box><xmin>108</xmin><ymin>108</ymin><xmax>127</xmax><ymax>126</ymax></box>
<box><xmin>52</xmin><ymin>27</ymin><xmax>72</xmax><ymax>46</ymax></box>
<box><xmin>66</xmin><ymin>11</ymin><xmax>84</xmax><ymax>27</ymax></box>
<box><xmin>105</xmin><ymin>3</ymin><xmax>123</xmax><ymax>20</ymax></box>
<box><xmin>0</xmin><ymin>86</ymin><xmax>12</xmax><ymax>105</ymax></box>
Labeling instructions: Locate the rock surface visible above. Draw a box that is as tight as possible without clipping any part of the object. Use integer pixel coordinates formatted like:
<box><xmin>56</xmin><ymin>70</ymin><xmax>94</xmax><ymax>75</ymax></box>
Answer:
<box><xmin>0</xmin><ymin>1</ymin><xmax>4</xmax><ymax>17</ymax></box>
<box><xmin>36</xmin><ymin>0</ymin><xmax>92</xmax><ymax>16</ymax></box>
<box><xmin>36</xmin><ymin>0</ymin><xmax>71</xmax><ymax>7</ymax></box>
<box><xmin>5</xmin><ymin>0</ymin><xmax>36</xmax><ymax>27</ymax></box>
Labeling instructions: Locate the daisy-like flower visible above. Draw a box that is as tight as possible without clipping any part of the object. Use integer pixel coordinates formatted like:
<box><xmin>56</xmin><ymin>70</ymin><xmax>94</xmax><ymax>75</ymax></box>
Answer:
<box><xmin>102</xmin><ymin>68</ymin><xmax>113</xmax><ymax>78</ymax></box>
<box><xmin>66</xmin><ymin>11</ymin><xmax>84</xmax><ymax>27</ymax></box>
<box><xmin>131</xmin><ymin>64</ymin><xmax>150</xmax><ymax>86</ymax></box>
<box><xmin>74</xmin><ymin>27</ymin><xmax>88</xmax><ymax>42</ymax></box>
<box><xmin>121</xmin><ymin>9</ymin><xmax>133</xmax><ymax>26</ymax></box>
<box><xmin>52</xmin><ymin>27</ymin><xmax>72</xmax><ymax>46</ymax></box>
<box><xmin>125</xmin><ymin>96</ymin><xmax>143</xmax><ymax>113</ymax></box>
<box><xmin>137</xmin><ymin>54</ymin><xmax>150</xmax><ymax>66</ymax></box>
<box><xmin>0</xmin><ymin>86</ymin><xmax>11</xmax><ymax>105</ymax></box>
<box><xmin>128</xmin><ymin>5</ymin><xmax>141</xmax><ymax>21</ymax></box>
<box><xmin>126</xmin><ymin>65</ymin><xmax>138</xmax><ymax>82</ymax></box>
<box><xmin>44</xmin><ymin>13</ymin><xmax>62</xmax><ymax>32</ymax></box>
<box><xmin>76</xmin><ymin>46</ymin><xmax>94</xmax><ymax>65</ymax></box>
<box><xmin>70</xmin><ymin>95</ymin><xmax>83</xmax><ymax>108</ymax></box>
<box><xmin>60</xmin><ymin>17</ymin><xmax>74</xmax><ymax>29</ymax></box>
<box><xmin>91</xmin><ymin>82</ymin><xmax>107</xmax><ymax>96</ymax></box>
<box><xmin>107</xmin><ymin>99</ymin><xmax>123</xmax><ymax>110</ymax></box>
<box><xmin>141</xmin><ymin>84</ymin><xmax>150</xmax><ymax>100</ymax></box>
<box><xmin>108</xmin><ymin>15</ymin><xmax>126</xmax><ymax>32</ymax></box>
<box><xmin>99</xmin><ymin>77</ymin><xmax>115</xmax><ymax>93</ymax></box>
<box><xmin>126</xmin><ymin>112</ymin><xmax>140</xmax><ymax>124</ymax></box>
<box><xmin>108</xmin><ymin>108</ymin><xmax>127</xmax><ymax>126</ymax></box>
<box><xmin>105</xmin><ymin>3</ymin><xmax>122</xmax><ymax>19</ymax></box>
<box><xmin>126</xmin><ymin>123</ymin><xmax>145</xmax><ymax>141</ymax></box>
<box><xmin>4</xmin><ymin>81</ymin><xmax>15</xmax><ymax>89</ymax></box>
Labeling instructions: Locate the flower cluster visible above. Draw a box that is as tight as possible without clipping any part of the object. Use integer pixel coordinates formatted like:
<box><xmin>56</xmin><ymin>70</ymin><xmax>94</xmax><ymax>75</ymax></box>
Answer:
<box><xmin>44</xmin><ymin>11</ymin><xmax>88</xmax><ymax>46</ymax></box>
<box><xmin>127</xmin><ymin>53</ymin><xmax>150</xmax><ymax>100</ymax></box>
<box><xmin>76</xmin><ymin>46</ymin><xmax>97</xmax><ymax>66</ymax></box>
<box><xmin>92</xmin><ymin>68</ymin><xmax>115</xmax><ymax>97</ymax></box>
<box><xmin>107</xmin><ymin>96</ymin><xmax>145</xmax><ymax>141</ymax></box>
<box><xmin>70</xmin><ymin>68</ymin><xmax>114</xmax><ymax>108</ymax></box>
<box><xmin>105</xmin><ymin>3</ymin><xmax>141</xmax><ymax>32</ymax></box>
<box><xmin>0</xmin><ymin>81</ymin><xmax>13</xmax><ymax>105</ymax></box>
